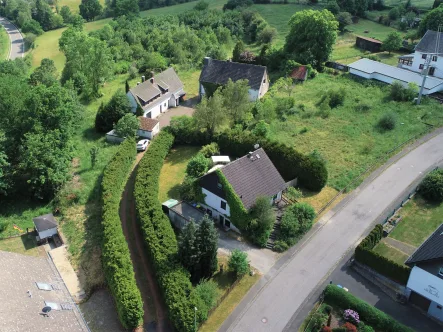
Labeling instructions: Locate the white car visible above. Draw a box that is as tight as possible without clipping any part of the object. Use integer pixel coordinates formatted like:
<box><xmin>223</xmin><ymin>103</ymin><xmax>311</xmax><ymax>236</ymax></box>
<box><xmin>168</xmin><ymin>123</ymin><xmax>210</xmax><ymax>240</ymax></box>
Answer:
<box><xmin>136</xmin><ymin>139</ymin><xmax>150</xmax><ymax>151</ymax></box>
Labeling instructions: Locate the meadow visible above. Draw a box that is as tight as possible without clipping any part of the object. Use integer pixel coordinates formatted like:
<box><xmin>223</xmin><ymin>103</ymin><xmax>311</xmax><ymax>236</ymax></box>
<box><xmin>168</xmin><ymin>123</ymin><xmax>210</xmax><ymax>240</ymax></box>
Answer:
<box><xmin>0</xmin><ymin>25</ymin><xmax>9</xmax><ymax>61</ymax></box>
<box><xmin>267</xmin><ymin>73</ymin><xmax>443</xmax><ymax>190</ymax></box>
<box><xmin>58</xmin><ymin>0</ymin><xmax>106</xmax><ymax>13</ymax></box>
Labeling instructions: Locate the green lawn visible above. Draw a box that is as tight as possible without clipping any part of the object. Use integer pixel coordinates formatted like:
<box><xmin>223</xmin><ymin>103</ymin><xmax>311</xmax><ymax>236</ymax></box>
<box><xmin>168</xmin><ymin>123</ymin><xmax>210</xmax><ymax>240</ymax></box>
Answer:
<box><xmin>0</xmin><ymin>235</ymin><xmax>42</xmax><ymax>257</ymax></box>
<box><xmin>158</xmin><ymin>145</ymin><xmax>200</xmax><ymax>203</ymax></box>
<box><xmin>267</xmin><ymin>73</ymin><xmax>442</xmax><ymax>190</ymax></box>
<box><xmin>373</xmin><ymin>242</ymin><xmax>409</xmax><ymax>266</ymax></box>
<box><xmin>0</xmin><ymin>25</ymin><xmax>9</xmax><ymax>61</ymax></box>
<box><xmin>384</xmin><ymin>0</ymin><xmax>433</xmax><ymax>9</ymax></box>
<box><xmin>389</xmin><ymin>196</ymin><xmax>443</xmax><ymax>247</ymax></box>
<box><xmin>58</xmin><ymin>0</ymin><xmax>106</xmax><ymax>13</ymax></box>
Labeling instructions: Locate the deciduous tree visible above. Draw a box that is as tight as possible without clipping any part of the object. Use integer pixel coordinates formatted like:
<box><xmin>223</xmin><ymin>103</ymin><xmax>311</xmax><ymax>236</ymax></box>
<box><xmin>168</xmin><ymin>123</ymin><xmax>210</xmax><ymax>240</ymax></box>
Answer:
<box><xmin>419</xmin><ymin>4</ymin><xmax>443</xmax><ymax>36</ymax></box>
<box><xmin>79</xmin><ymin>0</ymin><xmax>103</xmax><ymax>21</ymax></box>
<box><xmin>179</xmin><ymin>221</ymin><xmax>201</xmax><ymax>282</ymax></box>
<box><xmin>194</xmin><ymin>90</ymin><xmax>226</xmax><ymax>136</ymax></box>
<box><xmin>228</xmin><ymin>249</ymin><xmax>249</xmax><ymax>278</ymax></box>
<box><xmin>29</xmin><ymin>58</ymin><xmax>58</xmax><ymax>87</ymax></box>
<box><xmin>195</xmin><ymin>215</ymin><xmax>218</xmax><ymax>279</ymax></box>
<box><xmin>382</xmin><ymin>31</ymin><xmax>402</xmax><ymax>54</ymax></box>
<box><xmin>222</xmin><ymin>79</ymin><xmax>251</xmax><ymax>125</ymax></box>
<box><xmin>95</xmin><ymin>89</ymin><xmax>132</xmax><ymax>132</ymax></box>
<box><xmin>114</xmin><ymin>114</ymin><xmax>139</xmax><ymax>138</ymax></box>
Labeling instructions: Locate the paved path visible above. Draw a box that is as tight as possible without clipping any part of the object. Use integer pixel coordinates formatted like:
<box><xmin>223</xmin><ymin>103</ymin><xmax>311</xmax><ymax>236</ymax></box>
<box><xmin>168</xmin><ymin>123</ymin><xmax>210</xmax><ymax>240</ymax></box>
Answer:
<box><xmin>383</xmin><ymin>237</ymin><xmax>417</xmax><ymax>256</ymax></box>
<box><xmin>0</xmin><ymin>17</ymin><xmax>24</xmax><ymax>60</ymax></box>
<box><xmin>222</xmin><ymin>130</ymin><xmax>443</xmax><ymax>332</ymax></box>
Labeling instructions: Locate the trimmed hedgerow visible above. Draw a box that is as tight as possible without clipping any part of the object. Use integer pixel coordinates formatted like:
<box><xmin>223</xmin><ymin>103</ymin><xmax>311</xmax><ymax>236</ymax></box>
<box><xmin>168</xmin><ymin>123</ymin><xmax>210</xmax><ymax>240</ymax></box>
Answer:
<box><xmin>324</xmin><ymin>285</ymin><xmax>413</xmax><ymax>332</ymax></box>
<box><xmin>101</xmin><ymin>138</ymin><xmax>144</xmax><ymax>329</ymax></box>
<box><xmin>134</xmin><ymin>131</ymin><xmax>203</xmax><ymax>332</ymax></box>
<box><xmin>354</xmin><ymin>224</ymin><xmax>411</xmax><ymax>285</ymax></box>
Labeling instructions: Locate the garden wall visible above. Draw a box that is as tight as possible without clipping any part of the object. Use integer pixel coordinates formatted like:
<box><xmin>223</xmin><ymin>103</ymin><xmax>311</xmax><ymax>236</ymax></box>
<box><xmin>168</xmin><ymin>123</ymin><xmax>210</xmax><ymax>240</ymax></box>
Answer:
<box><xmin>100</xmin><ymin>138</ymin><xmax>144</xmax><ymax>329</ymax></box>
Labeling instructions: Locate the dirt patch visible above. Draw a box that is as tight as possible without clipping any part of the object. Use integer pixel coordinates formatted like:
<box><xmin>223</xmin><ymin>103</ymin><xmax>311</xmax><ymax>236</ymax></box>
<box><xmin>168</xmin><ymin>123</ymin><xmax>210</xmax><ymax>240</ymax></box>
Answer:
<box><xmin>80</xmin><ymin>288</ymin><xmax>126</xmax><ymax>332</ymax></box>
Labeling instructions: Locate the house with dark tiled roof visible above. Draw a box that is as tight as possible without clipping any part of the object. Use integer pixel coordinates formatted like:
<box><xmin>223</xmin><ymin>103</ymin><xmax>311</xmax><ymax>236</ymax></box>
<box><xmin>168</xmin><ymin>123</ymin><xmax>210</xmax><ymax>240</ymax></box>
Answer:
<box><xmin>127</xmin><ymin>68</ymin><xmax>185</xmax><ymax>119</ymax></box>
<box><xmin>199</xmin><ymin>57</ymin><xmax>269</xmax><ymax>101</ymax></box>
<box><xmin>199</xmin><ymin>148</ymin><xmax>286</xmax><ymax>232</ymax></box>
<box><xmin>137</xmin><ymin>116</ymin><xmax>159</xmax><ymax>140</ymax></box>
<box><xmin>405</xmin><ymin>223</ymin><xmax>443</xmax><ymax>322</ymax></box>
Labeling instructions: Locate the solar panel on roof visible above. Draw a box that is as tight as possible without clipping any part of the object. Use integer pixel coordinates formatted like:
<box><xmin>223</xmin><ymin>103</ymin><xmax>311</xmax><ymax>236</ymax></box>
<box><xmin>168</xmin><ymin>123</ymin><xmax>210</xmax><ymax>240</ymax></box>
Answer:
<box><xmin>36</xmin><ymin>282</ymin><xmax>52</xmax><ymax>291</ymax></box>
<box><xmin>44</xmin><ymin>301</ymin><xmax>60</xmax><ymax>310</ymax></box>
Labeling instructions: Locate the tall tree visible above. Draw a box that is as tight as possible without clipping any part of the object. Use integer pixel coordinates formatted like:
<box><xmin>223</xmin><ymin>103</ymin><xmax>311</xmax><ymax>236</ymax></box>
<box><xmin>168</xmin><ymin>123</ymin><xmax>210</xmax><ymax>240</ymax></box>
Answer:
<box><xmin>33</xmin><ymin>0</ymin><xmax>55</xmax><ymax>31</ymax></box>
<box><xmin>112</xmin><ymin>0</ymin><xmax>139</xmax><ymax>17</ymax></box>
<box><xmin>95</xmin><ymin>89</ymin><xmax>131</xmax><ymax>132</ymax></box>
<box><xmin>232</xmin><ymin>40</ymin><xmax>245</xmax><ymax>62</ymax></box>
<box><xmin>79</xmin><ymin>0</ymin><xmax>103</xmax><ymax>21</ymax></box>
<box><xmin>194</xmin><ymin>90</ymin><xmax>226</xmax><ymax>136</ymax></box>
<box><xmin>382</xmin><ymin>31</ymin><xmax>402</xmax><ymax>54</ymax></box>
<box><xmin>114</xmin><ymin>114</ymin><xmax>139</xmax><ymax>138</ymax></box>
<box><xmin>419</xmin><ymin>4</ymin><xmax>443</xmax><ymax>36</ymax></box>
<box><xmin>179</xmin><ymin>221</ymin><xmax>201</xmax><ymax>282</ymax></box>
<box><xmin>195</xmin><ymin>215</ymin><xmax>218</xmax><ymax>279</ymax></box>
<box><xmin>285</xmin><ymin>10</ymin><xmax>338</xmax><ymax>69</ymax></box>
<box><xmin>337</xmin><ymin>12</ymin><xmax>353</xmax><ymax>32</ymax></box>
<box><xmin>29</xmin><ymin>58</ymin><xmax>58</xmax><ymax>87</ymax></box>
<box><xmin>222</xmin><ymin>79</ymin><xmax>252</xmax><ymax>125</ymax></box>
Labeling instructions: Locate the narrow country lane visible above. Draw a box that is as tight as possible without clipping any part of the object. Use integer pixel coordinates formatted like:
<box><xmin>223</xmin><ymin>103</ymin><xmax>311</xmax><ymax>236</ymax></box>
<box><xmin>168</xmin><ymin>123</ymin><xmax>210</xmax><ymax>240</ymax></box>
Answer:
<box><xmin>222</xmin><ymin>129</ymin><xmax>443</xmax><ymax>332</ymax></box>
<box><xmin>0</xmin><ymin>17</ymin><xmax>24</xmax><ymax>60</ymax></box>
<box><xmin>120</xmin><ymin>152</ymin><xmax>171</xmax><ymax>332</ymax></box>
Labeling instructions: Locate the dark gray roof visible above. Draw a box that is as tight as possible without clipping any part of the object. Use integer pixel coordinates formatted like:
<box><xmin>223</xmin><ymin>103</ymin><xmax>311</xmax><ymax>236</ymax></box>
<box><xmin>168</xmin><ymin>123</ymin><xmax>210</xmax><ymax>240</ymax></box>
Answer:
<box><xmin>200</xmin><ymin>148</ymin><xmax>286</xmax><ymax>209</ymax></box>
<box><xmin>33</xmin><ymin>214</ymin><xmax>58</xmax><ymax>232</ymax></box>
<box><xmin>415</xmin><ymin>30</ymin><xmax>443</xmax><ymax>54</ymax></box>
<box><xmin>129</xmin><ymin>68</ymin><xmax>184</xmax><ymax>110</ymax></box>
<box><xmin>199</xmin><ymin>58</ymin><xmax>267</xmax><ymax>90</ymax></box>
<box><xmin>405</xmin><ymin>223</ymin><xmax>443</xmax><ymax>266</ymax></box>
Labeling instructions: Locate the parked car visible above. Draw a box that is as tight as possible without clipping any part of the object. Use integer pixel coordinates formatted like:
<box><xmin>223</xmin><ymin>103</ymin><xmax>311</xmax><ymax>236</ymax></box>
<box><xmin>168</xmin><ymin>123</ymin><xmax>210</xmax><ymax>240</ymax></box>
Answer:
<box><xmin>137</xmin><ymin>139</ymin><xmax>150</xmax><ymax>151</ymax></box>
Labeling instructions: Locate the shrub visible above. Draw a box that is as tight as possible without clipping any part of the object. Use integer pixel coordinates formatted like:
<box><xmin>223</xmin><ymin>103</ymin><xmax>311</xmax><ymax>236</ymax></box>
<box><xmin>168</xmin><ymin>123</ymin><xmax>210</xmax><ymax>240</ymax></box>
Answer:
<box><xmin>390</xmin><ymin>81</ymin><xmax>418</xmax><ymax>102</ymax></box>
<box><xmin>114</xmin><ymin>114</ymin><xmax>139</xmax><ymax>138</ymax></box>
<box><xmin>310</xmin><ymin>312</ymin><xmax>328</xmax><ymax>330</ymax></box>
<box><xmin>247</xmin><ymin>196</ymin><xmax>275</xmax><ymax>247</ymax></box>
<box><xmin>420</xmin><ymin>169</ymin><xmax>443</xmax><ymax>202</ymax></box>
<box><xmin>0</xmin><ymin>221</ymin><xmax>7</xmax><ymax>233</ymax></box>
<box><xmin>193</xmin><ymin>279</ymin><xmax>218</xmax><ymax>316</ymax></box>
<box><xmin>324</xmin><ymin>285</ymin><xmax>414</xmax><ymax>332</ymax></box>
<box><xmin>95</xmin><ymin>89</ymin><xmax>131</xmax><ymax>133</ymax></box>
<box><xmin>343</xmin><ymin>309</ymin><xmax>360</xmax><ymax>324</ymax></box>
<box><xmin>252</xmin><ymin>120</ymin><xmax>270</xmax><ymax>138</ymax></box>
<box><xmin>357</xmin><ymin>322</ymin><xmax>375</xmax><ymax>332</ymax></box>
<box><xmin>354</xmin><ymin>103</ymin><xmax>371</xmax><ymax>113</ymax></box>
<box><xmin>377</xmin><ymin>112</ymin><xmax>396</xmax><ymax>131</ymax></box>
<box><xmin>186</xmin><ymin>153</ymin><xmax>210</xmax><ymax>177</ymax></box>
<box><xmin>135</xmin><ymin>132</ymin><xmax>202</xmax><ymax>331</ymax></box>
<box><xmin>101</xmin><ymin>138</ymin><xmax>144</xmax><ymax>329</ymax></box>
<box><xmin>228</xmin><ymin>249</ymin><xmax>249</xmax><ymax>278</ymax></box>
<box><xmin>200</xmin><ymin>142</ymin><xmax>220</xmax><ymax>157</ymax></box>
<box><xmin>286</xmin><ymin>186</ymin><xmax>303</xmax><ymax>201</ymax></box>
<box><xmin>273</xmin><ymin>240</ymin><xmax>289</xmax><ymax>252</ymax></box>
<box><xmin>322</xmin><ymin>326</ymin><xmax>333</xmax><ymax>332</ymax></box>
<box><xmin>342</xmin><ymin>322</ymin><xmax>357</xmax><ymax>332</ymax></box>
<box><xmin>328</xmin><ymin>88</ymin><xmax>346</xmax><ymax>108</ymax></box>
<box><xmin>278</xmin><ymin>202</ymin><xmax>315</xmax><ymax>247</ymax></box>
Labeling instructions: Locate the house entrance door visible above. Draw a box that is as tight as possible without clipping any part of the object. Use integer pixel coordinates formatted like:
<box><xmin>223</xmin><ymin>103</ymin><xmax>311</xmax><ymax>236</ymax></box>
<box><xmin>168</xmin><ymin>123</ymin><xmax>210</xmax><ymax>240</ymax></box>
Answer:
<box><xmin>219</xmin><ymin>215</ymin><xmax>224</xmax><ymax>227</ymax></box>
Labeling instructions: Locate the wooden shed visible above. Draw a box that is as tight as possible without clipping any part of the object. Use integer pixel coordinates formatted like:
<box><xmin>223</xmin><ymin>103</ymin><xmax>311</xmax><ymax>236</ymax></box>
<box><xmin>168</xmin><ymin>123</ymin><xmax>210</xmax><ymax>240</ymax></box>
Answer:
<box><xmin>355</xmin><ymin>36</ymin><xmax>383</xmax><ymax>53</ymax></box>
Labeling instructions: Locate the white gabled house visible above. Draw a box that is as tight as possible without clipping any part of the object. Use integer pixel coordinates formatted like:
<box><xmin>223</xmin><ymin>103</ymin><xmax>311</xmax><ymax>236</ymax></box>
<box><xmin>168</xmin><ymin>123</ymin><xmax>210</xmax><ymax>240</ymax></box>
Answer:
<box><xmin>198</xmin><ymin>148</ymin><xmax>286</xmax><ymax>233</ymax></box>
<box><xmin>127</xmin><ymin>68</ymin><xmax>185</xmax><ymax>119</ymax></box>
<box><xmin>199</xmin><ymin>57</ymin><xmax>269</xmax><ymax>101</ymax></box>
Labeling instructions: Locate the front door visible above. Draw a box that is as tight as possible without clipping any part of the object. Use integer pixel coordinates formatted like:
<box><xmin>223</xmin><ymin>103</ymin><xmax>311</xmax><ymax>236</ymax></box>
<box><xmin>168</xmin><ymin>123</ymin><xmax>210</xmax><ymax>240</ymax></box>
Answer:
<box><xmin>429</xmin><ymin>67</ymin><xmax>436</xmax><ymax>76</ymax></box>
<box><xmin>219</xmin><ymin>215</ymin><xmax>224</xmax><ymax>227</ymax></box>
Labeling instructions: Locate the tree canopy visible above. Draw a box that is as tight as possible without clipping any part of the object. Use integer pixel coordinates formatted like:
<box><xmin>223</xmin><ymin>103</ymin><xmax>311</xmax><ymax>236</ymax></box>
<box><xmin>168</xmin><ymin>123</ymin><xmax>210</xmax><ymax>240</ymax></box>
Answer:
<box><xmin>285</xmin><ymin>10</ymin><xmax>338</xmax><ymax>69</ymax></box>
<box><xmin>79</xmin><ymin>0</ymin><xmax>103</xmax><ymax>21</ymax></box>
<box><xmin>382</xmin><ymin>32</ymin><xmax>402</xmax><ymax>54</ymax></box>
<box><xmin>114</xmin><ymin>114</ymin><xmax>139</xmax><ymax>138</ymax></box>
<box><xmin>419</xmin><ymin>5</ymin><xmax>443</xmax><ymax>36</ymax></box>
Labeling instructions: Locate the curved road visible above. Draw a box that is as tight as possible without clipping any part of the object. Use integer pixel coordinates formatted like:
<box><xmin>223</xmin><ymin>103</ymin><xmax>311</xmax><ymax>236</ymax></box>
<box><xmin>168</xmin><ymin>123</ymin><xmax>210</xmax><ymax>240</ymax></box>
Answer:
<box><xmin>222</xmin><ymin>129</ymin><xmax>443</xmax><ymax>332</ymax></box>
<box><xmin>0</xmin><ymin>17</ymin><xmax>24</xmax><ymax>60</ymax></box>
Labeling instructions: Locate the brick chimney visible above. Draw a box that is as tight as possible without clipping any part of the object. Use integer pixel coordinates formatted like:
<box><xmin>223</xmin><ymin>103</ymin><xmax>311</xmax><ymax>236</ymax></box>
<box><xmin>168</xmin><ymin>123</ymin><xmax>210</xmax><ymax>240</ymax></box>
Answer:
<box><xmin>203</xmin><ymin>57</ymin><xmax>211</xmax><ymax>66</ymax></box>
<box><xmin>141</xmin><ymin>76</ymin><xmax>145</xmax><ymax>82</ymax></box>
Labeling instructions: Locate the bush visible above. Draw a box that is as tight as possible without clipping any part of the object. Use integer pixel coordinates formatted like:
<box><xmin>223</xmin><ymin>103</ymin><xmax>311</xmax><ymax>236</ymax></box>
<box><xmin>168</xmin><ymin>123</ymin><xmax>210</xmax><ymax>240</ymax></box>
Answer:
<box><xmin>390</xmin><ymin>81</ymin><xmax>418</xmax><ymax>102</ymax></box>
<box><xmin>193</xmin><ymin>279</ymin><xmax>218</xmax><ymax>319</ymax></box>
<box><xmin>135</xmin><ymin>131</ymin><xmax>203</xmax><ymax>331</ymax></box>
<box><xmin>357</xmin><ymin>322</ymin><xmax>375</xmax><ymax>332</ymax></box>
<box><xmin>342</xmin><ymin>322</ymin><xmax>357</xmax><ymax>332</ymax></box>
<box><xmin>114</xmin><ymin>114</ymin><xmax>139</xmax><ymax>138</ymax></box>
<box><xmin>0</xmin><ymin>221</ymin><xmax>7</xmax><ymax>233</ymax></box>
<box><xmin>200</xmin><ymin>142</ymin><xmax>220</xmax><ymax>157</ymax></box>
<box><xmin>377</xmin><ymin>112</ymin><xmax>396</xmax><ymax>131</ymax></box>
<box><xmin>420</xmin><ymin>169</ymin><xmax>443</xmax><ymax>202</ymax></box>
<box><xmin>95</xmin><ymin>89</ymin><xmax>131</xmax><ymax>133</ymax></box>
<box><xmin>310</xmin><ymin>312</ymin><xmax>328</xmax><ymax>330</ymax></box>
<box><xmin>186</xmin><ymin>153</ymin><xmax>210</xmax><ymax>178</ymax></box>
<box><xmin>324</xmin><ymin>285</ymin><xmax>414</xmax><ymax>332</ymax></box>
<box><xmin>101</xmin><ymin>138</ymin><xmax>144</xmax><ymax>329</ymax></box>
<box><xmin>343</xmin><ymin>309</ymin><xmax>360</xmax><ymax>324</ymax></box>
<box><xmin>228</xmin><ymin>249</ymin><xmax>249</xmax><ymax>277</ymax></box>
<box><xmin>278</xmin><ymin>202</ymin><xmax>315</xmax><ymax>247</ymax></box>
<box><xmin>273</xmin><ymin>240</ymin><xmax>289</xmax><ymax>252</ymax></box>
<box><xmin>322</xmin><ymin>326</ymin><xmax>333</xmax><ymax>332</ymax></box>
<box><xmin>354</xmin><ymin>225</ymin><xmax>411</xmax><ymax>284</ymax></box>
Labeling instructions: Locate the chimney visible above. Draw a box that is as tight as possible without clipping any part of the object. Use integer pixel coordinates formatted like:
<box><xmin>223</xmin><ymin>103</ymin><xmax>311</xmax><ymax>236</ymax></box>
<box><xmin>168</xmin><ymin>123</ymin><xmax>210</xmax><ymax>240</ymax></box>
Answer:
<box><xmin>150</xmin><ymin>77</ymin><xmax>154</xmax><ymax>84</ymax></box>
<box><xmin>203</xmin><ymin>57</ymin><xmax>211</xmax><ymax>66</ymax></box>
<box><xmin>141</xmin><ymin>76</ymin><xmax>145</xmax><ymax>82</ymax></box>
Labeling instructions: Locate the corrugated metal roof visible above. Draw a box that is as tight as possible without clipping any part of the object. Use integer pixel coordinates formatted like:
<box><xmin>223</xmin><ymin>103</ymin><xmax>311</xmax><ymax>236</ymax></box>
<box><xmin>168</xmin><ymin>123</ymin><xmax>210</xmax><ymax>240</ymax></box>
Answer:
<box><xmin>348</xmin><ymin>58</ymin><xmax>443</xmax><ymax>90</ymax></box>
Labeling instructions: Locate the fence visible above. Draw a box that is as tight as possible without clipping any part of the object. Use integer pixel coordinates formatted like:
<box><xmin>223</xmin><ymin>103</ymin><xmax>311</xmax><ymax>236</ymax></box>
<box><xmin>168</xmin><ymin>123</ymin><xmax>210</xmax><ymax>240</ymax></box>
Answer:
<box><xmin>206</xmin><ymin>276</ymin><xmax>242</xmax><ymax>318</ymax></box>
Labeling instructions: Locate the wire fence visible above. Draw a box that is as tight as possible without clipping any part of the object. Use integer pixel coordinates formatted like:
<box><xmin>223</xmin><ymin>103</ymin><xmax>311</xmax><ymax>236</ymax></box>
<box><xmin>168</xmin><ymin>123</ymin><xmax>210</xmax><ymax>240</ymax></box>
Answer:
<box><xmin>206</xmin><ymin>277</ymin><xmax>242</xmax><ymax>318</ymax></box>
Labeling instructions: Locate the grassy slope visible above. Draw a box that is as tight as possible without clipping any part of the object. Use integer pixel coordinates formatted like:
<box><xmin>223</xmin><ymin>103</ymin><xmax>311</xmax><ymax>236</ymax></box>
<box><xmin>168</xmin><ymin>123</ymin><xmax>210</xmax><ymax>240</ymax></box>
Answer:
<box><xmin>158</xmin><ymin>145</ymin><xmax>200</xmax><ymax>203</ymax></box>
<box><xmin>31</xmin><ymin>0</ymin><xmax>227</xmax><ymax>70</ymax></box>
<box><xmin>0</xmin><ymin>25</ymin><xmax>9</xmax><ymax>61</ymax></box>
<box><xmin>267</xmin><ymin>74</ymin><xmax>442</xmax><ymax>189</ymax></box>
<box><xmin>389</xmin><ymin>196</ymin><xmax>443</xmax><ymax>247</ymax></box>
<box><xmin>58</xmin><ymin>0</ymin><xmax>106</xmax><ymax>13</ymax></box>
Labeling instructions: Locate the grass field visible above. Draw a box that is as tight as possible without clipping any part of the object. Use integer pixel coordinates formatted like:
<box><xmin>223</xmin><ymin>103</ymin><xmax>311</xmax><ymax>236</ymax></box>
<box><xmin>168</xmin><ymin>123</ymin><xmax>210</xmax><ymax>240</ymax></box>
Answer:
<box><xmin>158</xmin><ymin>145</ymin><xmax>200</xmax><ymax>203</ymax></box>
<box><xmin>384</xmin><ymin>0</ymin><xmax>433</xmax><ymax>9</ymax></box>
<box><xmin>389</xmin><ymin>196</ymin><xmax>443</xmax><ymax>247</ymax></box>
<box><xmin>0</xmin><ymin>234</ymin><xmax>42</xmax><ymax>257</ymax></box>
<box><xmin>58</xmin><ymin>0</ymin><xmax>106</xmax><ymax>13</ymax></box>
<box><xmin>0</xmin><ymin>25</ymin><xmax>9</xmax><ymax>61</ymax></box>
<box><xmin>267</xmin><ymin>73</ymin><xmax>443</xmax><ymax>190</ymax></box>
<box><xmin>373</xmin><ymin>242</ymin><xmax>409</xmax><ymax>265</ymax></box>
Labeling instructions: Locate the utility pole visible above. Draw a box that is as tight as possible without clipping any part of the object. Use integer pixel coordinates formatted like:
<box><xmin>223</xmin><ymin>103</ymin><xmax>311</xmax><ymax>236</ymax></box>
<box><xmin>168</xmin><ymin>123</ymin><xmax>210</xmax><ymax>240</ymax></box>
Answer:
<box><xmin>194</xmin><ymin>307</ymin><xmax>198</xmax><ymax>332</ymax></box>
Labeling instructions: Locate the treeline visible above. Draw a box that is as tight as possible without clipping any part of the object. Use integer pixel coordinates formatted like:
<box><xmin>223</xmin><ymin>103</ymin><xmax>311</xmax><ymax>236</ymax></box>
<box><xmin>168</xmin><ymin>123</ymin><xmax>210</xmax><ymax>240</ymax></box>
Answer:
<box><xmin>134</xmin><ymin>131</ymin><xmax>209</xmax><ymax>331</ymax></box>
<box><xmin>100</xmin><ymin>138</ymin><xmax>144</xmax><ymax>329</ymax></box>
<box><xmin>0</xmin><ymin>57</ymin><xmax>83</xmax><ymax>200</ymax></box>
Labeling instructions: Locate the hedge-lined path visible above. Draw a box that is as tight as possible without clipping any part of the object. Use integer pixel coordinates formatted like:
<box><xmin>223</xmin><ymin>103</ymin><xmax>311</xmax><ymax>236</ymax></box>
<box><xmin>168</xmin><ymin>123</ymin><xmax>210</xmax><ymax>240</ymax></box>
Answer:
<box><xmin>221</xmin><ymin>129</ymin><xmax>443</xmax><ymax>332</ymax></box>
<box><xmin>120</xmin><ymin>151</ymin><xmax>171</xmax><ymax>332</ymax></box>
<box><xmin>382</xmin><ymin>237</ymin><xmax>417</xmax><ymax>256</ymax></box>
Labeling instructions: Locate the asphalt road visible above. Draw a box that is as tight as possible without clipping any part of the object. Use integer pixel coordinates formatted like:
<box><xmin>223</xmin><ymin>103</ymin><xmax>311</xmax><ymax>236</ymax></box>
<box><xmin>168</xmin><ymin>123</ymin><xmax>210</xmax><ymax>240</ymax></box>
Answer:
<box><xmin>0</xmin><ymin>17</ymin><xmax>24</xmax><ymax>60</ymax></box>
<box><xmin>222</xmin><ymin>130</ymin><xmax>443</xmax><ymax>332</ymax></box>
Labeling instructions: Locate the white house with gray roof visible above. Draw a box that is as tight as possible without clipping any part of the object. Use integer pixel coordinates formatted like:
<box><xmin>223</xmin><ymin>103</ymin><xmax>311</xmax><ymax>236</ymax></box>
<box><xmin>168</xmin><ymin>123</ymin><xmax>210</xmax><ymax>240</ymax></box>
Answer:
<box><xmin>199</xmin><ymin>57</ymin><xmax>269</xmax><ymax>101</ymax></box>
<box><xmin>127</xmin><ymin>68</ymin><xmax>185</xmax><ymax>119</ymax></box>
<box><xmin>349</xmin><ymin>30</ymin><xmax>443</xmax><ymax>95</ymax></box>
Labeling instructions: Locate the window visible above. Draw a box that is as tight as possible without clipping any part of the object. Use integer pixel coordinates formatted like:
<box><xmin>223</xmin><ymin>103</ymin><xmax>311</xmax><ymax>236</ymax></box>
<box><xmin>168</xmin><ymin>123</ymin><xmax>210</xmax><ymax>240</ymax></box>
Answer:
<box><xmin>439</xmin><ymin>267</ymin><xmax>443</xmax><ymax>276</ymax></box>
<box><xmin>224</xmin><ymin>219</ymin><xmax>231</xmax><ymax>228</ymax></box>
<box><xmin>429</xmin><ymin>67</ymin><xmax>436</xmax><ymax>76</ymax></box>
<box><xmin>438</xmin><ymin>305</ymin><xmax>443</xmax><ymax>310</ymax></box>
<box><xmin>220</xmin><ymin>201</ymin><xmax>226</xmax><ymax>210</ymax></box>
<box><xmin>433</xmin><ymin>55</ymin><xmax>438</xmax><ymax>62</ymax></box>
<box><xmin>217</xmin><ymin>182</ymin><xmax>222</xmax><ymax>189</ymax></box>
<box><xmin>422</xmin><ymin>54</ymin><xmax>427</xmax><ymax>59</ymax></box>
<box><xmin>419</xmin><ymin>64</ymin><xmax>424</xmax><ymax>70</ymax></box>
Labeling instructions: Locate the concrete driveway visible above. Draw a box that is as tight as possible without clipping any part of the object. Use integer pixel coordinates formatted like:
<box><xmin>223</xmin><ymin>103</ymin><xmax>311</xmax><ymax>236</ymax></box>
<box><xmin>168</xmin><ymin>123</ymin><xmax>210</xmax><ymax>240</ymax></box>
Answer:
<box><xmin>158</xmin><ymin>105</ymin><xmax>194</xmax><ymax>128</ymax></box>
<box><xmin>218</xmin><ymin>231</ymin><xmax>278</xmax><ymax>274</ymax></box>
<box><xmin>0</xmin><ymin>17</ymin><xmax>24</xmax><ymax>60</ymax></box>
<box><xmin>221</xmin><ymin>129</ymin><xmax>443</xmax><ymax>332</ymax></box>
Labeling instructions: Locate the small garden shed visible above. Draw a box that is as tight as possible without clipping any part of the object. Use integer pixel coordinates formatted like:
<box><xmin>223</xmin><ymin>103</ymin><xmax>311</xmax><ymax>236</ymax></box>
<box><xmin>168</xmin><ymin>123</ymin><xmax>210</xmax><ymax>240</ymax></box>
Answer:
<box><xmin>355</xmin><ymin>36</ymin><xmax>382</xmax><ymax>52</ymax></box>
<box><xmin>33</xmin><ymin>214</ymin><xmax>58</xmax><ymax>240</ymax></box>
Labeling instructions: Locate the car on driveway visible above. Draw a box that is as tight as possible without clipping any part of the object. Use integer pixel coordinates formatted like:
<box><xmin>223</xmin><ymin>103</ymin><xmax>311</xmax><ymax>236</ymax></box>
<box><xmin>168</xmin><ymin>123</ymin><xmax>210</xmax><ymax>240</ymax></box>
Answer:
<box><xmin>137</xmin><ymin>139</ymin><xmax>150</xmax><ymax>151</ymax></box>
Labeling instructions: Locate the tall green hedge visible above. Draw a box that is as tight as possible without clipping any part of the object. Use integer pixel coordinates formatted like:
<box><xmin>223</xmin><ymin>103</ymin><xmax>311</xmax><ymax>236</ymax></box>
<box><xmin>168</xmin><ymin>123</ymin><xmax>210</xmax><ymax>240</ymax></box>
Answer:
<box><xmin>134</xmin><ymin>131</ymin><xmax>201</xmax><ymax>332</ymax></box>
<box><xmin>354</xmin><ymin>224</ymin><xmax>411</xmax><ymax>285</ymax></box>
<box><xmin>101</xmin><ymin>138</ymin><xmax>144</xmax><ymax>329</ymax></box>
<box><xmin>324</xmin><ymin>285</ymin><xmax>414</xmax><ymax>332</ymax></box>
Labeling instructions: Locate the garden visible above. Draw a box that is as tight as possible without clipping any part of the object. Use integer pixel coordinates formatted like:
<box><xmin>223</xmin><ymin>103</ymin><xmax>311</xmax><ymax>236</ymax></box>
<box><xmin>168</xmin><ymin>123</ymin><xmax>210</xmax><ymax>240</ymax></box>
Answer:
<box><xmin>302</xmin><ymin>285</ymin><xmax>413</xmax><ymax>332</ymax></box>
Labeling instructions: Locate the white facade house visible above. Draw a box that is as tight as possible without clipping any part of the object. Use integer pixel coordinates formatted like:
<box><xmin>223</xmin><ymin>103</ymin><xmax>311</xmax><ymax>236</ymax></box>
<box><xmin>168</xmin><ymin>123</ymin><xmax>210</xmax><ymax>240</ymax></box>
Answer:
<box><xmin>199</xmin><ymin>148</ymin><xmax>286</xmax><ymax>233</ymax></box>
<box><xmin>137</xmin><ymin>117</ymin><xmax>160</xmax><ymax>140</ymax></box>
<box><xmin>127</xmin><ymin>67</ymin><xmax>185</xmax><ymax>119</ymax></box>
<box><xmin>33</xmin><ymin>214</ymin><xmax>58</xmax><ymax>240</ymax></box>
<box><xmin>199</xmin><ymin>57</ymin><xmax>269</xmax><ymax>101</ymax></box>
